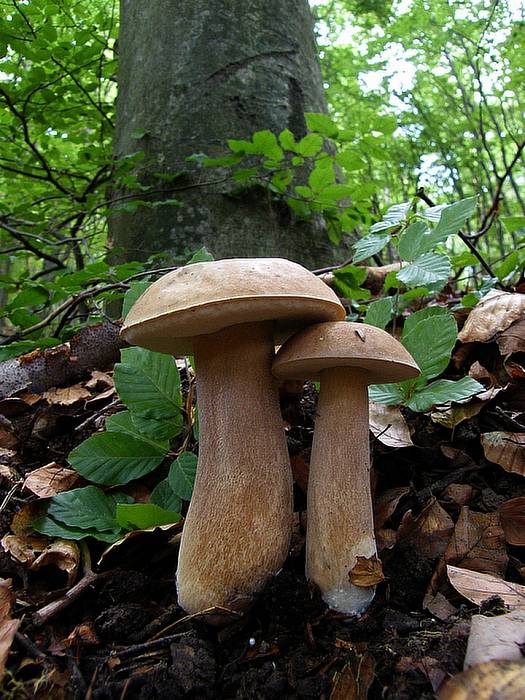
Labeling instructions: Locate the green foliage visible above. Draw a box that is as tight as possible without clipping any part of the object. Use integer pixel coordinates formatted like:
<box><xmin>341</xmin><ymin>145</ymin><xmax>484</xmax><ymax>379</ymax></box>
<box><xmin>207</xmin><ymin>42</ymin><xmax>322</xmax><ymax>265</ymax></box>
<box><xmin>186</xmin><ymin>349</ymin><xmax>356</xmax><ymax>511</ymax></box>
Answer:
<box><xmin>168</xmin><ymin>452</ymin><xmax>198</xmax><ymax>502</ymax></box>
<box><xmin>369</xmin><ymin>308</ymin><xmax>484</xmax><ymax>411</ymax></box>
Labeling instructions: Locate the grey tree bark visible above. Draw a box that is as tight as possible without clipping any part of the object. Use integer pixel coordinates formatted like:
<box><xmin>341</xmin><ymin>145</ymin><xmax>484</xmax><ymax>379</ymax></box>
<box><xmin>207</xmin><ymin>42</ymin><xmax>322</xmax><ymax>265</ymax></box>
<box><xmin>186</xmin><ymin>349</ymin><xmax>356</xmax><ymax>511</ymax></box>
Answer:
<box><xmin>110</xmin><ymin>0</ymin><xmax>339</xmax><ymax>267</ymax></box>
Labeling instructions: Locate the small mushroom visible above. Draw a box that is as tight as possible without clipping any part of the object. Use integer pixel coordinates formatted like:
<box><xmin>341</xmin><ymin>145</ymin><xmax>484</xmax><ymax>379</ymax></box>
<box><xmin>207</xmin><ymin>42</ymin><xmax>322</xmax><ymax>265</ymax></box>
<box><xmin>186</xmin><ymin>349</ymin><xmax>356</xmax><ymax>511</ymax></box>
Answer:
<box><xmin>121</xmin><ymin>258</ymin><xmax>345</xmax><ymax>615</ymax></box>
<box><xmin>272</xmin><ymin>321</ymin><xmax>420</xmax><ymax>615</ymax></box>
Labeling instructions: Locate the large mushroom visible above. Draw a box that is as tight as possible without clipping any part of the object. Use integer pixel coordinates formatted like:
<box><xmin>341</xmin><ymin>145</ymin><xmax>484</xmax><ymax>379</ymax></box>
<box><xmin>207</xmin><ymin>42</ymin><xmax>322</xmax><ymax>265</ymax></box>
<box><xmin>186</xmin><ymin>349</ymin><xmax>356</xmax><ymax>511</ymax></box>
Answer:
<box><xmin>121</xmin><ymin>258</ymin><xmax>345</xmax><ymax>615</ymax></box>
<box><xmin>273</xmin><ymin>321</ymin><xmax>420</xmax><ymax>615</ymax></box>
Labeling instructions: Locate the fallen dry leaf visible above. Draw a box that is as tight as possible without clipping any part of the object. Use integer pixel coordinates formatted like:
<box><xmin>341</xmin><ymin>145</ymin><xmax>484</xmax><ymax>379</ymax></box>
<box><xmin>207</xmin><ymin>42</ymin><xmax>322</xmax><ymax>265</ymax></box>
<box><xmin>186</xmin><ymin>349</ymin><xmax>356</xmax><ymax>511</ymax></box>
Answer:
<box><xmin>499</xmin><ymin>497</ymin><xmax>525</xmax><ymax>546</ymax></box>
<box><xmin>444</xmin><ymin>507</ymin><xmax>508</xmax><ymax>578</ymax></box>
<box><xmin>10</xmin><ymin>501</ymin><xmax>47</xmax><ymax>536</ymax></box>
<box><xmin>348</xmin><ymin>555</ymin><xmax>385</xmax><ymax>587</ymax></box>
<box><xmin>430</xmin><ymin>388</ymin><xmax>501</xmax><ymax>429</ymax></box>
<box><xmin>0</xmin><ymin>416</ymin><xmax>17</xmax><ymax>450</ymax></box>
<box><xmin>43</xmin><ymin>384</ymin><xmax>92</xmax><ymax>406</ymax></box>
<box><xmin>374</xmin><ymin>486</ymin><xmax>410</xmax><ymax>529</ymax></box>
<box><xmin>330</xmin><ymin>652</ymin><xmax>375</xmax><ymax>700</ymax></box>
<box><xmin>369</xmin><ymin>403</ymin><xmax>413</xmax><ymax>448</ymax></box>
<box><xmin>1</xmin><ymin>534</ymin><xmax>50</xmax><ymax>566</ymax></box>
<box><xmin>23</xmin><ymin>463</ymin><xmax>79</xmax><ymax>498</ymax></box>
<box><xmin>290</xmin><ymin>451</ymin><xmax>309</xmax><ymax>494</ymax></box>
<box><xmin>86</xmin><ymin>370</ymin><xmax>114</xmax><ymax>389</ymax></box>
<box><xmin>464</xmin><ymin>611</ymin><xmax>525</xmax><ymax>668</ymax></box>
<box><xmin>442</xmin><ymin>484</ymin><xmax>473</xmax><ymax>506</ymax></box>
<box><xmin>376</xmin><ymin>528</ymin><xmax>397</xmax><ymax>551</ymax></box>
<box><xmin>0</xmin><ymin>578</ymin><xmax>20</xmax><ymax>679</ymax></box>
<box><xmin>30</xmin><ymin>540</ymin><xmax>80</xmax><ymax>586</ymax></box>
<box><xmin>481</xmin><ymin>432</ymin><xmax>525</xmax><ymax>476</ymax></box>
<box><xmin>438</xmin><ymin>660</ymin><xmax>525</xmax><ymax>700</ymax></box>
<box><xmin>447</xmin><ymin>565</ymin><xmax>525</xmax><ymax>610</ymax></box>
<box><xmin>497</xmin><ymin>318</ymin><xmax>525</xmax><ymax>356</ymax></box>
<box><xmin>458</xmin><ymin>290</ymin><xmax>525</xmax><ymax>343</ymax></box>
<box><xmin>424</xmin><ymin>591</ymin><xmax>457</xmax><ymax>621</ymax></box>
<box><xmin>397</xmin><ymin>499</ymin><xmax>454</xmax><ymax>559</ymax></box>
<box><xmin>468</xmin><ymin>361</ymin><xmax>496</xmax><ymax>384</ymax></box>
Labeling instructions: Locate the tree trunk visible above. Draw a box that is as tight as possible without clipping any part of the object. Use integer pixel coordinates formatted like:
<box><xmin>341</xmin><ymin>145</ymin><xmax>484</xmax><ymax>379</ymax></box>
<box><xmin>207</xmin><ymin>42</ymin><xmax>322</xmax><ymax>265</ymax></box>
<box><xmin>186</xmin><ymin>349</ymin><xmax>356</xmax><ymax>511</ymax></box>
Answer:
<box><xmin>110</xmin><ymin>0</ymin><xmax>339</xmax><ymax>268</ymax></box>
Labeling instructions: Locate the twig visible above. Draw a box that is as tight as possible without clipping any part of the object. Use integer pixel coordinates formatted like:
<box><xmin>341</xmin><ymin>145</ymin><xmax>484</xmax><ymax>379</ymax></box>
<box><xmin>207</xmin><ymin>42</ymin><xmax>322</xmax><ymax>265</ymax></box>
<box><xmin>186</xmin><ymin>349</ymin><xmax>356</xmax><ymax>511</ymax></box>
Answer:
<box><xmin>14</xmin><ymin>631</ymin><xmax>46</xmax><ymax>660</ymax></box>
<box><xmin>74</xmin><ymin>398</ymin><xmax>122</xmax><ymax>433</ymax></box>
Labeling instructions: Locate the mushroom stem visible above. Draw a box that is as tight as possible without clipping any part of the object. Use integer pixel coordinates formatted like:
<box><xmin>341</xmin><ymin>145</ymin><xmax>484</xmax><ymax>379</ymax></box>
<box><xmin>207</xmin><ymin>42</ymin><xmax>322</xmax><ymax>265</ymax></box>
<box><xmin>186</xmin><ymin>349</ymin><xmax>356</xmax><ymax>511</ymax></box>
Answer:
<box><xmin>306</xmin><ymin>367</ymin><xmax>377</xmax><ymax>615</ymax></box>
<box><xmin>176</xmin><ymin>321</ymin><xmax>293</xmax><ymax>614</ymax></box>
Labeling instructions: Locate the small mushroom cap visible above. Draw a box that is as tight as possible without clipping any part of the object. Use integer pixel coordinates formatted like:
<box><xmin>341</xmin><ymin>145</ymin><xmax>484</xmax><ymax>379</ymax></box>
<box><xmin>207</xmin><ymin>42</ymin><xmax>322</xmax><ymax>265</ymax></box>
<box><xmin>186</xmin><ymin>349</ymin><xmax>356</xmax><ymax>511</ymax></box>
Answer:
<box><xmin>272</xmin><ymin>321</ymin><xmax>420</xmax><ymax>384</ymax></box>
<box><xmin>121</xmin><ymin>258</ymin><xmax>345</xmax><ymax>355</ymax></box>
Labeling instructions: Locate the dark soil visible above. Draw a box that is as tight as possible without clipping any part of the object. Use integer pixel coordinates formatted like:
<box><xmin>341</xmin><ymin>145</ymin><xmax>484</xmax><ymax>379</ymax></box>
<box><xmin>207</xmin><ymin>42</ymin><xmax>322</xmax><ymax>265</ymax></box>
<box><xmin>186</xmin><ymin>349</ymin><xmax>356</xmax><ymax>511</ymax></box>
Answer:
<box><xmin>1</xmin><ymin>363</ymin><xmax>524</xmax><ymax>699</ymax></box>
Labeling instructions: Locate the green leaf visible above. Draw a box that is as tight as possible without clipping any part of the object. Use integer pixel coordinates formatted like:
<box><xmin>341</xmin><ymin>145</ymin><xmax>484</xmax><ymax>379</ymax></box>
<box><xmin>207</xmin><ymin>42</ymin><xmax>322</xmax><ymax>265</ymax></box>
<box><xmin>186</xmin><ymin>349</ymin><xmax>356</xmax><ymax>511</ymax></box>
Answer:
<box><xmin>33</xmin><ymin>517</ymin><xmax>120</xmax><ymax>543</ymax></box>
<box><xmin>353</xmin><ymin>234</ymin><xmax>390</xmax><ymax>263</ymax></box>
<box><xmin>251</xmin><ymin>130</ymin><xmax>283</xmax><ymax>160</ymax></box>
<box><xmin>150</xmin><ymin>479</ymin><xmax>182</xmax><ymax>513</ymax></box>
<box><xmin>500</xmin><ymin>216</ymin><xmax>525</xmax><ymax>233</ymax></box>
<box><xmin>308</xmin><ymin>161</ymin><xmax>336</xmax><ymax>193</ymax></box>
<box><xmin>335</xmin><ymin>150</ymin><xmax>366</xmax><ymax>172</ymax></box>
<box><xmin>68</xmin><ymin>431</ymin><xmax>167</xmax><ymax>485</ymax></box>
<box><xmin>402</xmin><ymin>306</ymin><xmax>448</xmax><ymax>336</ymax></box>
<box><xmin>122</xmin><ymin>280</ymin><xmax>151</xmax><ymax>318</ymax></box>
<box><xmin>131</xmin><ymin>128</ymin><xmax>147</xmax><ymax>139</ymax></box>
<box><xmin>397</xmin><ymin>221</ymin><xmax>430</xmax><ymax>260</ymax></box>
<box><xmin>319</xmin><ymin>184</ymin><xmax>354</xmax><ymax>201</ymax></box>
<box><xmin>332</xmin><ymin>265</ymin><xmax>371</xmax><ymax>300</ymax></box>
<box><xmin>169</xmin><ymin>452</ymin><xmax>197</xmax><ymax>501</ymax></box>
<box><xmin>368</xmin><ymin>383</ymin><xmax>406</xmax><ymax>405</ymax></box>
<box><xmin>370</xmin><ymin>202</ymin><xmax>411</xmax><ymax>234</ymax></box>
<box><xmin>450</xmin><ymin>251</ymin><xmax>480</xmax><ymax>268</ymax></box>
<box><xmin>116</xmin><ymin>503</ymin><xmax>181</xmax><ymax>531</ymax></box>
<box><xmin>0</xmin><ymin>341</ymin><xmax>38</xmax><ymax>362</ymax></box>
<box><xmin>106</xmin><ymin>411</ymin><xmax>173</xmax><ymax>447</ymax></box>
<box><xmin>461</xmin><ymin>293</ymin><xmax>479</xmax><ymax>308</ymax></box>
<box><xmin>407</xmin><ymin>378</ymin><xmax>484</xmax><ymax>412</ymax></box>
<box><xmin>364</xmin><ymin>297</ymin><xmax>394</xmax><ymax>329</ymax></box>
<box><xmin>401</xmin><ymin>312</ymin><xmax>457</xmax><ymax>382</ymax></box>
<box><xmin>396</xmin><ymin>253</ymin><xmax>451</xmax><ymax>287</ymax></box>
<box><xmin>187</xmin><ymin>246</ymin><xmax>214</xmax><ymax>264</ymax></box>
<box><xmin>423</xmin><ymin>196</ymin><xmax>477</xmax><ymax>239</ymax></box>
<box><xmin>46</xmin><ymin>486</ymin><xmax>131</xmax><ymax>532</ymax></box>
<box><xmin>305</xmin><ymin>112</ymin><xmax>339</xmax><ymax>138</ymax></box>
<box><xmin>279</xmin><ymin>128</ymin><xmax>296</xmax><ymax>151</ymax></box>
<box><xmin>113</xmin><ymin>347</ymin><xmax>182</xmax><ymax>420</ymax></box>
<box><xmin>296</xmin><ymin>133</ymin><xmax>323</xmax><ymax>157</ymax></box>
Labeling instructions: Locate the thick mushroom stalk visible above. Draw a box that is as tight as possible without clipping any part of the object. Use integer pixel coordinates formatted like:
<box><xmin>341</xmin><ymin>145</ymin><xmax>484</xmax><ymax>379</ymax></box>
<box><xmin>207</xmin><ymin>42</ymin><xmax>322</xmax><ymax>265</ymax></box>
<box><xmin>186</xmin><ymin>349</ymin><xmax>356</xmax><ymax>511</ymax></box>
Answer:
<box><xmin>307</xmin><ymin>367</ymin><xmax>376</xmax><ymax>615</ymax></box>
<box><xmin>176</xmin><ymin>322</ymin><xmax>293</xmax><ymax>614</ymax></box>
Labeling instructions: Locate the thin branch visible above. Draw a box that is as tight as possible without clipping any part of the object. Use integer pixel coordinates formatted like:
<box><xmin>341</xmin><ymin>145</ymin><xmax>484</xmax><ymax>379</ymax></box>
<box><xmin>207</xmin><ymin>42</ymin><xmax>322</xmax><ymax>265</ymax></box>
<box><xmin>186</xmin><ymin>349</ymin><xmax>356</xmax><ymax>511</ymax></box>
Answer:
<box><xmin>0</xmin><ymin>219</ymin><xmax>65</xmax><ymax>268</ymax></box>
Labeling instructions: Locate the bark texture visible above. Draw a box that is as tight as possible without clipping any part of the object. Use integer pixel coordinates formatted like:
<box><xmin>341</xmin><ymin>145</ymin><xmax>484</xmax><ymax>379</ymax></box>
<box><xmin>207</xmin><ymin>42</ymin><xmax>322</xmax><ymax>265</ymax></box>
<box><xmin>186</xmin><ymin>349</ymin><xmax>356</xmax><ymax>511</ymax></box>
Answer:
<box><xmin>111</xmin><ymin>0</ymin><xmax>338</xmax><ymax>267</ymax></box>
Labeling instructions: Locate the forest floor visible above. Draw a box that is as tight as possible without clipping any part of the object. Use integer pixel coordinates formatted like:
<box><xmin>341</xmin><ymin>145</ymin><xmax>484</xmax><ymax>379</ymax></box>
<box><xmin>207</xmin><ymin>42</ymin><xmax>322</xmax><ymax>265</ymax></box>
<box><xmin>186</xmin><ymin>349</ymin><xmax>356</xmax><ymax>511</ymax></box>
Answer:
<box><xmin>0</xmin><ymin>291</ymin><xmax>524</xmax><ymax>699</ymax></box>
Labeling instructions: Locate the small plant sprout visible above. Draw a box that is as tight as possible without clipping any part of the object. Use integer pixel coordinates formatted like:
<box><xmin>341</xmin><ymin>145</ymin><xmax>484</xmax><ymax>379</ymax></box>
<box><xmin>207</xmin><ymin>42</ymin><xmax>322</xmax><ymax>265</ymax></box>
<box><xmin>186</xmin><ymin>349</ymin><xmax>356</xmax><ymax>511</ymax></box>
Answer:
<box><xmin>121</xmin><ymin>258</ymin><xmax>345</xmax><ymax>615</ymax></box>
<box><xmin>273</xmin><ymin>321</ymin><xmax>420</xmax><ymax>616</ymax></box>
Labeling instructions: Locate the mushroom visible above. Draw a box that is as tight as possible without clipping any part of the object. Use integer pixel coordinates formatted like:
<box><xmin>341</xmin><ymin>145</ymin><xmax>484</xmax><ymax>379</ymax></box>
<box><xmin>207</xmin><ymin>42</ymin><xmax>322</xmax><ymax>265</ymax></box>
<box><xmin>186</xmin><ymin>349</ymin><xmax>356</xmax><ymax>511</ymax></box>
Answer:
<box><xmin>272</xmin><ymin>321</ymin><xmax>420</xmax><ymax>615</ymax></box>
<box><xmin>121</xmin><ymin>258</ymin><xmax>345</xmax><ymax>615</ymax></box>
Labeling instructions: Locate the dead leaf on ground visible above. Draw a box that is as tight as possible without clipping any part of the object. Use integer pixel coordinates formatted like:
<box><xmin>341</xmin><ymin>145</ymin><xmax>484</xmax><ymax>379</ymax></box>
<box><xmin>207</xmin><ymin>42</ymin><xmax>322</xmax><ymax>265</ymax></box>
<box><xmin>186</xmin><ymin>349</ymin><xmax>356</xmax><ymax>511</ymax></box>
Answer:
<box><xmin>330</xmin><ymin>652</ymin><xmax>375</xmax><ymax>700</ymax></box>
<box><xmin>499</xmin><ymin>497</ymin><xmax>525</xmax><ymax>546</ymax></box>
<box><xmin>442</xmin><ymin>484</ymin><xmax>473</xmax><ymax>506</ymax></box>
<box><xmin>424</xmin><ymin>591</ymin><xmax>457</xmax><ymax>621</ymax></box>
<box><xmin>97</xmin><ymin>522</ymin><xmax>183</xmax><ymax>569</ymax></box>
<box><xmin>468</xmin><ymin>361</ymin><xmax>497</xmax><ymax>384</ymax></box>
<box><xmin>10</xmin><ymin>501</ymin><xmax>47</xmax><ymax>536</ymax></box>
<box><xmin>504</xmin><ymin>358</ymin><xmax>525</xmax><ymax>380</ymax></box>
<box><xmin>397</xmin><ymin>499</ymin><xmax>454</xmax><ymax>559</ymax></box>
<box><xmin>0</xmin><ymin>578</ymin><xmax>20</xmax><ymax>679</ymax></box>
<box><xmin>481</xmin><ymin>432</ymin><xmax>525</xmax><ymax>476</ymax></box>
<box><xmin>438</xmin><ymin>660</ymin><xmax>525</xmax><ymax>700</ymax></box>
<box><xmin>464</xmin><ymin>611</ymin><xmax>525</xmax><ymax>668</ymax></box>
<box><xmin>0</xmin><ymin>416</ymin><xmax>17</xmax><ymax>450</ymax></box>
<box><xmin>30</xmin><ymin>540</ymin><xmax>80</xmax><ymax>586</ymax></box>
<box><xmin>444</xmin><ymin>507</ymin><xmax>508</xmax><ymax>578</ymax></box>
<box><xmin>457</xmin><ymin>290</ymin><xmax>525</xmax><ymax>343</ymax></box>
<box><xmin>290</xmin><ymin>451</ymin><xmax>309</xmax><ymax>494</ymax></box>
<box><xmin>430</xmin><ymin>388</ymin><xmax>501</xmax><ymax>429</ymax></box>
<box><xmin>497</xmin><ymin>318</ymin><xmax>525</xmax><ymax>356</ymax></box>
<box><xmin>85</xmin><ymin>386</ymin><xmax>116</xmax><ymax>406</ymax></box>
<box><xmin>376</xmin><ymin>528</ymin><xmax>397</xmax><ymax>551</ymax></box>
<box><xmin>1</xmin><ymin>534</ymin><xmax>49</xmax><ymax>566</ymax></box>
<box><xmin>441</xmin><ymin>446</ymin><xmax>477</xmax><ymax>469</ymax></box>
<box><xmin>85</xmin><ymin>370</ymin><xmax>114</xmax><ymax>389</ymax></box>
<box><xmin>397</xmin><ymin>655</ymin><xmax>447</xmax><ymax>693</ymax></box>
<box><xmin>374</xmin><ymin>486</ymin><xmax>410</xmax><ymax>529</ymax></box>
<box><xmin>369</xmin><ymin>403</ymin><xmax>413</xmax><ymax>448</ymax></box>
<box><xmin>43</xmin><ymin>384</ymin><xmax>92</xmax><ymax>406</ymax></box>
<box><xmin>23</xmin><ymin>463</ymin><xmax>79</xmax><ymax>498</ymax></box>
<box><xmin>348</xmin><ymin>555</ymin><xmax>385</xmax><ymax>587</ymax></box>
<box><xmin>447</xmin><ymin>565</ymin><xmax>525</xmax><ymax>610</ymax></box>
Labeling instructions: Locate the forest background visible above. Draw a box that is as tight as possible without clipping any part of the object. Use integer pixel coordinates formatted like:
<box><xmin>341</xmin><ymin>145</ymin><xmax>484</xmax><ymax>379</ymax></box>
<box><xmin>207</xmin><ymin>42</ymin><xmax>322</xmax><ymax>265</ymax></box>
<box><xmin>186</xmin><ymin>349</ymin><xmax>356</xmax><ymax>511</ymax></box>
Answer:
<box><xmin>0</xmin><ymin>0</ymin><xmax>524</xmax><ymax>357</ymax></box>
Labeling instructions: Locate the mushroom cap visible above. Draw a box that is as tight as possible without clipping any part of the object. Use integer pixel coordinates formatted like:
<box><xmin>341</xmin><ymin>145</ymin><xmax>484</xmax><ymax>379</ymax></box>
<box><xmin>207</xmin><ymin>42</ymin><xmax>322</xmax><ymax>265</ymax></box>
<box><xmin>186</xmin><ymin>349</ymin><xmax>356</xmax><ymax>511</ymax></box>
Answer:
<box><xmin>121</xmin><ymin>258</ymin><xmax>345</xmax><ymax>355</ymax></box>
<box><xmin>272</xmin><ymin>321</ymin><xmax>420</xmax><ymax>384</ymax></box>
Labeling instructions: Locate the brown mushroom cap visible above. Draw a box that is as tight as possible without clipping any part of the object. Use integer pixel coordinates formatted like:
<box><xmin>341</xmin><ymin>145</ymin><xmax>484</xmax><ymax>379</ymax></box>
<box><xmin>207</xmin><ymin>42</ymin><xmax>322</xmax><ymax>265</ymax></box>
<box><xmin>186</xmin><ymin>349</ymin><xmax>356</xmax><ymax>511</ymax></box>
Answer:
<box><xmin>121</xmin><ymin>258</ymin><xmax>345</xmax><ymax>354</ymax></box>
<box><xmin>272</xmin><ymin>321</ymin><xmax>420</xmax><ymax>384</ymax></box>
